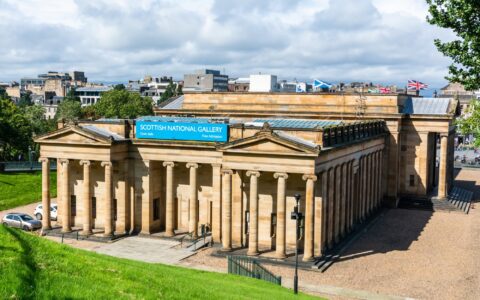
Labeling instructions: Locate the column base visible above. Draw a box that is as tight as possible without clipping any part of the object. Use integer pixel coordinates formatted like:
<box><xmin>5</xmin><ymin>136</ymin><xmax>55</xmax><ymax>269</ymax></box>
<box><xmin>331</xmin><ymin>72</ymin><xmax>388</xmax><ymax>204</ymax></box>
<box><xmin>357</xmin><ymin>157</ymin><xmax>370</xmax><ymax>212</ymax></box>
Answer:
<box><xmin>102</xmin><ymin>232</ymin><xmax>113</xmax><ymax>238</ymax></box>
<box><xmin>275</xmin><ymin>252</ymin><xmax>286</xmax><ymax>259</ymax></box>
<box><xmin>61</xmin><ymin>228</ymin><xmax>72</xmax><ymax>233</ymax></box>
<box><xmin>42</xmin><ymin>225</ymin><xmax>52</xmax><ymax>231</ymax></box>
<box><xmin>80</xmin><ymin>230</ymin><xmax>92</xmax><ymax>236</ymax></box>
<box><xmin>221</xmin><ymin>247</ymin><xmax>232</xmax><ymax>252</ymax></box>
<box><xmin>247</xmin><ymin>250</ymin><xmax>259</xmax><ymax>256</ymax></box>
<box><xmin>302</xmin><ymin>256</ymin><xmax>314</xmax><ymax>262</ymax></box>
<box><xmin>165</xmin><ymin>230</ymin><xmax>175</xmax><ymax>237</ymax></box>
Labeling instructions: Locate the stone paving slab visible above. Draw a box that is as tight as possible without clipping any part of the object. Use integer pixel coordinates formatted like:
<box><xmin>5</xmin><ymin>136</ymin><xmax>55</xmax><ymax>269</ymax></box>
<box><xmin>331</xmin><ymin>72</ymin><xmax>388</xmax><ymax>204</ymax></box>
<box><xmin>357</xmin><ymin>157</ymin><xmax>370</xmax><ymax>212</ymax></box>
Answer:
<box><xmin>92</xmin><ymin>236</ymin><xmax>195</xmax><ymax>264</ymax></box>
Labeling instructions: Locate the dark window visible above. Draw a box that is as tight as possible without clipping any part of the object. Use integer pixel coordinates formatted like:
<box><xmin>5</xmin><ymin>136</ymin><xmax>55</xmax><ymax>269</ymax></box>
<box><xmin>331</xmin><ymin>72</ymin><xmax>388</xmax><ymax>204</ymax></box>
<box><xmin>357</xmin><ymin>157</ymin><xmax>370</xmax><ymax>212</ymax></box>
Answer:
<box><xmin>92</xmin><ymin>197</ymin><xmax>97</xmax><ymax>218</ymax></box>
<box><xmin>153</xmin><ymin>198</ymin><xmax>160</xmax><ymax>220</ymax></box>
<box><xmin>113</xmin><ymin>199</ymin><xmax>117</xmax><ymax>221</ymax></box>
<box><xmin>71</xmin><ymin>195</ymin><xmax>76</xmax><ymax>217</ymax></box>
<box><xmin>401</xmin><ymin>145</ymin><xmax>407</xmax><ymax>152</ymax></box>
<box><xmin>409</xmin><ymin>175</ymin><xmax>415</xmax><ymax>187</ymax></box>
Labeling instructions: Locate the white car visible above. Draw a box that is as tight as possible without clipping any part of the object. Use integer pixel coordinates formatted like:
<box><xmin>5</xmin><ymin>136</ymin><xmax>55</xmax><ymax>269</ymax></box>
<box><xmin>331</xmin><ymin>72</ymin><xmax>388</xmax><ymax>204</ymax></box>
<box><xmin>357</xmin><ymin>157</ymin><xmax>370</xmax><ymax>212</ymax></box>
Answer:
<box><xmin>34</xmin><ymin>203</ymin><xmax>58</xmax><ymax>221</ymax></box>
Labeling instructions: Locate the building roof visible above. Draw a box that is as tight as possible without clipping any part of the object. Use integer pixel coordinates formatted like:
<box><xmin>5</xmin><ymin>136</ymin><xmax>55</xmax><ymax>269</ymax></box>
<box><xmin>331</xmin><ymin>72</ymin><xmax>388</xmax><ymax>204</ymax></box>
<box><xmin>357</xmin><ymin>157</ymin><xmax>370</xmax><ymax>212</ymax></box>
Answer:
<box><xmin>80</xmin><ymin>125</ymin><xmax>126</xmax><ymax>141</ymax></box>
<box><xmin>76</xmin><ymin>86</ymin><xmax>112</xmax><ymax>92</ymax></box>
<box><xmin>158</xmin><ymin>95</ymin><xmax>184</xmax><ymax>109</ymax></box>
<box><xmin>403</xmin><ymin>97</ymin><xmax>451</xmax><ymax>115</ymax></box>
<box><xmin>253</xmin><ymin>119</ymin><xmax>343</xmax><ymax>129</ymax></box>
<box><xmin>274</xmin><ymin>131</ymin><xmax>318</xmax><ymax>148</ymax></box>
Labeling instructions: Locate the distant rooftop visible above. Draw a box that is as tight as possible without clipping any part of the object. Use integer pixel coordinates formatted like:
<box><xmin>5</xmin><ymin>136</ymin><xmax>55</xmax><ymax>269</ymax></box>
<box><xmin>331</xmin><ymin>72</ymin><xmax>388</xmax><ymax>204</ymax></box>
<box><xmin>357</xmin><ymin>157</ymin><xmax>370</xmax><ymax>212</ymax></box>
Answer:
<box><xmin>76</xmin><ymin>86</ymin><xmax>112</xmax><ymax>92</ymax></box>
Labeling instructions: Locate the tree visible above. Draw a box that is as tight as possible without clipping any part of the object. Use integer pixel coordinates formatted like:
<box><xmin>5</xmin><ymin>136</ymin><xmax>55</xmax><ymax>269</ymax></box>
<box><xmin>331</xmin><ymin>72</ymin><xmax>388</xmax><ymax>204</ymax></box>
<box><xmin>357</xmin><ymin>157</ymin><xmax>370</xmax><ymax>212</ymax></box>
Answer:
<box><xmin>23</xmin><ymin>105</ymin><xmax>56</xmax><ymax>136</ymax></box>
<box><xmin>55</xmin><ymin>100</ymin><xmax>82</xmax><ymax>122</ymax></box>
<box><xmin>94</xmin><ymin>90</ymin><xmax>153</xmax><ymax>119</ymax></box>
<box><xmin>427</xmin><ymin>0</ymin><xmax>480</xmax><ymax>90</ymax></box>
<box><xmin>0</xmin><ymin>87</ymin><xmax>7</xmax><ymax>99</ymax></box>
<box><xmin>114</xmin><ymin>84</ymin><xmax>126</xmax><ymax>91</ymax></box>
<box><xmin>0</xmin><ymin>98</ymin><xmax>32</xmax><ymax>160</ymax></box>
<box><xmin>456</xmin><ymin>99</ymin><xmax>480</xmax><ymax>146</ymax></box>
<box><xmin>18</xmin><ymin>91</ymin><xmax>32</xmax><ymax>107</ymax></box>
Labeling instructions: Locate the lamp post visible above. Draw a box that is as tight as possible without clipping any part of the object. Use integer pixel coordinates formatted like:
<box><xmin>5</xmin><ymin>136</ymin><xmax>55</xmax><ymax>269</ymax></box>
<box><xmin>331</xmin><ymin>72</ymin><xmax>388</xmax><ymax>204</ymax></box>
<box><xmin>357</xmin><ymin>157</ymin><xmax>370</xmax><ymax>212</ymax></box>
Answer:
<box><xmin>291</xmin><ymin>193</ymin><xmax>303</xmax><ymax>294</ymax></box>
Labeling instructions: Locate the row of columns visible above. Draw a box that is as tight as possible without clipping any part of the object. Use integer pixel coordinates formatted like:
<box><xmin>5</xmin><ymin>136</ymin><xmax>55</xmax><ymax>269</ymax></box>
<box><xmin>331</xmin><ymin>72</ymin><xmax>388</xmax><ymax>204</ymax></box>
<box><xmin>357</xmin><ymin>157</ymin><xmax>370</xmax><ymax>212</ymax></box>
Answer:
<box><xmin>320</xmin><ymin>150</ymin><xmax>384</xmax><ymax>253</ymax></box>
<box><xmin>40</xmin><ymin>158</ymin><xmax>114</xmax><ymax>236</ymax></box>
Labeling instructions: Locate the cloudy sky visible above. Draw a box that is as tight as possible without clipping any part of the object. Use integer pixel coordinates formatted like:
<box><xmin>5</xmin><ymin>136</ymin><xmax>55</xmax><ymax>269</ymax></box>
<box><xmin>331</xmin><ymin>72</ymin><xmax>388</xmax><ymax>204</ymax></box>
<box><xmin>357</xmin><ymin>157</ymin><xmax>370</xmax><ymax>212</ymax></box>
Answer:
<box><xmin>0</xmin><ymin>0</ymin><xmax>454</xmax><ymax>87</ymax></box>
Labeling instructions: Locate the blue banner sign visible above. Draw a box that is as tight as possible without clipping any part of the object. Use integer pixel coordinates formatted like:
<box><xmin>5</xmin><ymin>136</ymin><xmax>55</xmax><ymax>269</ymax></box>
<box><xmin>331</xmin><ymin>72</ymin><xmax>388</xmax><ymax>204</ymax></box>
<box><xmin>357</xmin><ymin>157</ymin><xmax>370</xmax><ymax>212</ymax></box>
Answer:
<box><xmin>136</xmin><ymin>121</ymin><xmax>228</xmax><ymax>142</ymax></box>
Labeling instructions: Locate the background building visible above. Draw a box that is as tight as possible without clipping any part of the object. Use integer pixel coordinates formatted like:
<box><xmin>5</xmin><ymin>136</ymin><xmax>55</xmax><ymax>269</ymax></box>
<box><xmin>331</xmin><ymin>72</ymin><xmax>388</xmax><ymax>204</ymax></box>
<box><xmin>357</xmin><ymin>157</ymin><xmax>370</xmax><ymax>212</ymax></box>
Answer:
<box><xmin>184</xmin><ymin>69</ymin><xmax>228</xmax><ymax>92</ymax></box>
<box><xmin>76</xmin><ymin>86</ymin><xmax>112</xmax><ymax>107</ymax></box>
<box><xmin>249</xmin><ymin>74</ymin><xmax>278</xmax><ymax>92</ymax></box>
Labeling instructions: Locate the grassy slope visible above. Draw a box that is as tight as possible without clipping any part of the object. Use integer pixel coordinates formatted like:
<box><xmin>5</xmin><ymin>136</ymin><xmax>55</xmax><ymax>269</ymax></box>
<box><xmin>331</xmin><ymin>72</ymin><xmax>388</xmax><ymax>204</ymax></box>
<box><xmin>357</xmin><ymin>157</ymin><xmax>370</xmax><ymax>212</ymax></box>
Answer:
<box><xmin>0</xmin><ymin>171</ymin><xmax>57</xmax><ymax>211</ymax></box>
<box><xmin>0</xmin><ymin>226</ymin><xmax>317</xmax><ymax>300</ymax></box>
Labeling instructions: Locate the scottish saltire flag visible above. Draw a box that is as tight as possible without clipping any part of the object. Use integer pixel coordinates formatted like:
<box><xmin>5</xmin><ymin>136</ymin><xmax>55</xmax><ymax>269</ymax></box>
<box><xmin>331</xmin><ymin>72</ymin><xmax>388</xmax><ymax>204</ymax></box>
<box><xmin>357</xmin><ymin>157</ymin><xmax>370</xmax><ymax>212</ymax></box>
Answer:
<box><xmin>313</xmin><ymin>79</ymin><xmax>332</xmax><ymax>90</ymax></box>
<box><xmin>408</xmin><ymin>80</ymin><xmax>428</xmax><ymax>90</ymax></box>
<box><xmin>296</xmin><ymin>83</ymin><xmax>306</xmax><ymax>93</ymax></box>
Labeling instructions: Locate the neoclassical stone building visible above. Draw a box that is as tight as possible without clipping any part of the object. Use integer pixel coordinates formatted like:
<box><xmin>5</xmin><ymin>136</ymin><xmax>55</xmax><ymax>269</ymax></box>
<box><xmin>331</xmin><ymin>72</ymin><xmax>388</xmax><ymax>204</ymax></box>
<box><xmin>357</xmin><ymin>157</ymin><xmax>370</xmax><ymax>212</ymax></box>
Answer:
<box><xmin>35</xmin><ymin>92</ymin><xmax>457</xmax><ymax>261</ymax></box>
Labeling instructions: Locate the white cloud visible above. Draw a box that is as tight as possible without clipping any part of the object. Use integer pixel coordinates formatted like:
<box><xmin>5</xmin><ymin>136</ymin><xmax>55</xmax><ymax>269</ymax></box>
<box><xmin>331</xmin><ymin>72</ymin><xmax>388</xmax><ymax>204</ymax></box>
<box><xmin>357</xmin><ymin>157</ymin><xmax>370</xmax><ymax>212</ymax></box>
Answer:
<box><xmin>0</xmin><ymin>0</ymin><xmax>454</xmax><ymax>87</ymax></box>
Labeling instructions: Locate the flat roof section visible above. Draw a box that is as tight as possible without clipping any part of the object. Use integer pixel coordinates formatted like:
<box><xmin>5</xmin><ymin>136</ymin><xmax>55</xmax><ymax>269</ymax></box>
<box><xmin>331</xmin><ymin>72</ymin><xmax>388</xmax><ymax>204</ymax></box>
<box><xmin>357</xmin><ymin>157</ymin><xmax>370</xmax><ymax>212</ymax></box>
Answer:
<box><xmin>254</xmin><ymin>119</ymin><xmax>343</xmax><ymax>129</ymax></box>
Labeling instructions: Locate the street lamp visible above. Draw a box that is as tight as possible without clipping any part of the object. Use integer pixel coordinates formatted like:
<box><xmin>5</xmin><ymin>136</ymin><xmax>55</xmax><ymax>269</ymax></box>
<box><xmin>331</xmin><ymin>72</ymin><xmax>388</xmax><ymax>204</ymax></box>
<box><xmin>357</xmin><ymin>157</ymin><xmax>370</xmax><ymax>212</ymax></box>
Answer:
<box><xmin>291</xmin><ymin>193</ymin><xmax>303</xmax><ymax>294</ymax></box>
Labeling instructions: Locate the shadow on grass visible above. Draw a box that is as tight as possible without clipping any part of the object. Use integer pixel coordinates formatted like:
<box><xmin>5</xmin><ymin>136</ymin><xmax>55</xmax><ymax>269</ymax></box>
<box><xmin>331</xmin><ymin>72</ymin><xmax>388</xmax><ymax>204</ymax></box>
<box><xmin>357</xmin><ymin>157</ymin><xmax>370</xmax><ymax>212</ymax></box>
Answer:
<box><xmin>0</xmin><ymin>180</ymin><xmax>14</xmax><ymax>186</ymax></box>
<box><xmin>4</xmin><ymin>227</ymin><xmax>37</xmax><ymax>299</ymax></box>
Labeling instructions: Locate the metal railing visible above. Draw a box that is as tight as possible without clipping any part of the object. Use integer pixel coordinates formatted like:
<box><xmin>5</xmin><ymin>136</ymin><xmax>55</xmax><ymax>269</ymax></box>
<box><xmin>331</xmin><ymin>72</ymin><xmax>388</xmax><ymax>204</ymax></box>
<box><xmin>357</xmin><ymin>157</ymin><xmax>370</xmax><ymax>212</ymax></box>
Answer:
<box><xmin>0</xmin><ymin>161</ymin><xmax>57</xmax><ymax>172</ymax></box>
<box><xmin>227</xmin><ymin>255</ymin><xmax>282</xmax><ymax>286</ymax></box>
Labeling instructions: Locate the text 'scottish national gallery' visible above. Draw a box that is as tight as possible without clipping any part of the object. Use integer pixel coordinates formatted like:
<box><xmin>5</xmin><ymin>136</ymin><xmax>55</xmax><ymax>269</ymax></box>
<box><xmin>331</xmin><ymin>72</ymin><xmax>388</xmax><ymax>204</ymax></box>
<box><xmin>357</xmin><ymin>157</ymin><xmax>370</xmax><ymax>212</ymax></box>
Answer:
<box><xmin>35</xmin><ymin>92</ymin><xmax>457</xmax><ymax>260</ymax></box>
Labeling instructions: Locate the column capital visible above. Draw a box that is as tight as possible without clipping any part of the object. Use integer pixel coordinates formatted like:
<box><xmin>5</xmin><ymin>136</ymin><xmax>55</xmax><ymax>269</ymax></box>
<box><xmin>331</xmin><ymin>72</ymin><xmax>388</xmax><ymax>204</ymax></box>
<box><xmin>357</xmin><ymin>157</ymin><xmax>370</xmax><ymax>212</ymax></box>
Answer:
<box><xmin>440</xmin><ymin>133</ymin><xmax>449</xmax><ymax>138</ymax></box>
<box><xmin>186</xmin><ymin>162</ymin><xmax>199</xmax><ymax>169</ymax></box>
<box><xmin>273</xmin><ymin>172</ymin><xmax>288</xmax><ymax>179</ymax></box>
<box><xmin>221</xmin><ymin>169</ymin><xmax>233</xmax><ymax>175</ymax></box>
<box><xmin>101</xmin><ymin>161</ymin><xmax>112</xmax><ymax>168</ymax></box>
<box><xmin>211</xmin><ymin>163</ymin><xmax>222</xmax><ymax>168</ymax></box>
<box><xmin>163</xmin><ymin>161</ymin><xmax>175</xmax><ymax>168</ymax></box>
<box><xmin>79</xmin><ymin>160</ymin><xmax>91</xmax><ymax>166</ymax></box>
<box><xmin>59</xmin><ymin>158</ymin><xmax>69</xmax><ymax>165</ymax></box>
<box><xmin>38</xmin><ymin>157</ymin><xmax>49</xmax><ymax>163</ymax></box>
<box><xmin>246</xmin><ymin>170</ymin><xmax>261</xmax><ymax>177</ymax></box>
<box><xmin>302</xmin><ymin>174</ymin><xmax>317</xmax><ymax>182</ymax></box>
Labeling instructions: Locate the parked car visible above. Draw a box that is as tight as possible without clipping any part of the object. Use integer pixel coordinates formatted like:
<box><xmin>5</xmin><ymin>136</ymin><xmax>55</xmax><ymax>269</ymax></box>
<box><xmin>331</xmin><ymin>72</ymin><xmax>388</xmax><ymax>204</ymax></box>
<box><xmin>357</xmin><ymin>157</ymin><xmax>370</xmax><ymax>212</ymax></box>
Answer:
<box><xmin>34</xmin><ymin>203</ymin><xmax>58</xmax><ymax>221</ymax></box>
<box><xmin>2</xmin><ymin>213</ymin><xmax>42</xmax><ymax>231</ymax></box>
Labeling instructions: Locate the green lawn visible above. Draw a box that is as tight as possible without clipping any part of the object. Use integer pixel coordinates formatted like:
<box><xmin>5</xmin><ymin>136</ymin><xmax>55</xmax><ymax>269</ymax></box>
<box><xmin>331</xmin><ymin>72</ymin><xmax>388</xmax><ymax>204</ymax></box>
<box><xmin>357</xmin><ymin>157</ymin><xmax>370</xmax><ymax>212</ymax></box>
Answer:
<box><xmin>0</xmin><ymin>226</ymin><xmax>318</xmax><ymax>299</ymax></box>
<box><xmin>0</xmin><ymin>171</ymin><xmax>57</xmax><ymax>211</ymax></box>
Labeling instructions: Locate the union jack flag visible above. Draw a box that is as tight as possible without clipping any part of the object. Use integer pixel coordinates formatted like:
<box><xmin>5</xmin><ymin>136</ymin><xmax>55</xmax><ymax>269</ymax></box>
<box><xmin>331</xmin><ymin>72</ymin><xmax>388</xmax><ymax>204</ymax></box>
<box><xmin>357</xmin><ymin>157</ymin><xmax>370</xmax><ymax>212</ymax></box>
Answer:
<box><xmin>408</xmin><ymin>80</ymin><xmax>428</xmax><ymax>90</ymax></box>
<box><xmin>379</xmin><ymin>87</ymin><xmax>391</xmax><ymax>94</ymax></box>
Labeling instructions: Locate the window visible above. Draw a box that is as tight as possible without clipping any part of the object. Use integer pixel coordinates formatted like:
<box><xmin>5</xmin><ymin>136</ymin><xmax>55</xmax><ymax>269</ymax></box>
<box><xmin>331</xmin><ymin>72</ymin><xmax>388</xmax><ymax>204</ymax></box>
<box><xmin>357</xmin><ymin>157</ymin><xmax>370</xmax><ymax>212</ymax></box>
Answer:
<box><xmin>71</xmin><ymin>196</ymin><xmax>77</xmax><ymax>217</ymax></box>
<box><xmin>409</xmin><ymin>175</ymin><xmax>415</xmax><ymax>187</ymax></box>
<box><xmin>153</xmin><ymin>198</ymin><xmax>160</xmax><ymax>220</ymax></box>
<box><xmin>113</xmin><ymin>199</ymin><xmax>117</xmax><ymax>221</ymax></box>
<box><xmin>92</xmin><ymin>197</ymin><xmax>97</xmax><ymax>218</ymax></box>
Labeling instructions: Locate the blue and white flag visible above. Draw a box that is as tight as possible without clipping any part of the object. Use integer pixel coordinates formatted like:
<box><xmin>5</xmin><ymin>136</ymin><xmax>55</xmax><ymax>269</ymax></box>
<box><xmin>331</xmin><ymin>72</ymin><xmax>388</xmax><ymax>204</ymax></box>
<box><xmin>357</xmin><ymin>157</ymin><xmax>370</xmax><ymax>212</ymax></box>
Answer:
<box><xmin>313</xmin><ymin>79</ymin><xmax>332</xmax><ymax>90</ymax></box>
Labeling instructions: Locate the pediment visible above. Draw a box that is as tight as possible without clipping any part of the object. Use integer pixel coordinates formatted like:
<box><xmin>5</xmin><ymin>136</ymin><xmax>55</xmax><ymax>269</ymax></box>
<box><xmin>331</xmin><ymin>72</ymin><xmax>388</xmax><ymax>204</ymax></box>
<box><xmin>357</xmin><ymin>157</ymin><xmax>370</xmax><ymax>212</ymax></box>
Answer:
<box><xmin>35</xmin><ymin>126</ymin><xmax>112</xmax><ymax>145</ymax></box>
<box><xmin>218</xmin><ymin>130</ymin><xmax>319</xmax><ymax>156</ymax></box>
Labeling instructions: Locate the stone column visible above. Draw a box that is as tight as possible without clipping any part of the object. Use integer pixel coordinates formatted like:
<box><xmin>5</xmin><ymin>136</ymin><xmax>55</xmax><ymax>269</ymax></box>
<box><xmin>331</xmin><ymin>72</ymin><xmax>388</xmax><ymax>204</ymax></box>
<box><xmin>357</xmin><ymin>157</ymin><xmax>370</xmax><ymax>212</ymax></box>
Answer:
<box><xmin>303</xmin><ymin>174</ymin><xmax>317</xmax><ymax>261</ymax></box>
<box><xmin>163</xmin><ymin>162</ymin><xmax>175</xmax><ymax>237</ymax></box>
<box><xmin>186</xmin><ymin>163</ymin><xmax>199</xmax><ymax>238</ymax></box>
<box><xmin>211</xmin><ymin>164</ymin><xmax>222</xmax><ymax>242</ymax></box>
<box><xmin>341</xmin><ymin>163</ymin><xmax>347</xmax><ymax>237</ymax></box>
<box><xmin>79</xmin><ymin>160</ymin><xmax>92</xmax><ymax>235</ymax></box>
<box><xmin>320</xmin><ymin>171</ymin><xmax>328</xmax><ymax>254</ymax></box>
<box><xmin>327</xmin><ymin>167</ymin><xmax>335</xmax><ymax>249</ymax></box>
<box><xmin>438</xmin><ymin>134</ymin><xmax>448</xmax><ymax>199</ymax></box>
<box><xmin>39</xmin><ymin>157</ymin><xmax>51</xmax><ymax>230</ymax></box>
<box><xmin>246</xmin><ymin>171</ymin><xmax>261</xmax><ymax>256</ymax></box>
<box><xmin>274</xmin><ymin>173</ymin><xmax>288</xmax><ymax>258</ymax></box>
<box><xmin>221</xmin><ymin>169</ymin><xmax>233</xmax><ymax>251</ymax></box>
<box><xmin>60</xmin><ymin>159</ymin><xmax>71</xmax><ymax>233</ymax></box>
<box><xmin>102</xmin><ymin>161</ymin><xmax>113</xmax><ymax>236</ymax></box>
<box><xmin>334</xmin><ymin>166</ymin><xmax>341</xmax><ymax>243</ymax></box>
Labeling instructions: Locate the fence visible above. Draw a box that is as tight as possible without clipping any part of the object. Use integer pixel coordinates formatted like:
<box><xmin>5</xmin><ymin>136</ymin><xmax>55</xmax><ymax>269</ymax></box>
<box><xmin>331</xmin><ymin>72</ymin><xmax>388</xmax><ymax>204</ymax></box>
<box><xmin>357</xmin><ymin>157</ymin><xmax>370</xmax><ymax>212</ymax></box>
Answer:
<box><xmin>0</xmin><ymin>161</ymin><xmax>57</xmax><ymax>172</ymax></box>
<box><xmin>227</xmin><ymin>256</ymin><xmax>282</xmax><ymax>286</ymax></box>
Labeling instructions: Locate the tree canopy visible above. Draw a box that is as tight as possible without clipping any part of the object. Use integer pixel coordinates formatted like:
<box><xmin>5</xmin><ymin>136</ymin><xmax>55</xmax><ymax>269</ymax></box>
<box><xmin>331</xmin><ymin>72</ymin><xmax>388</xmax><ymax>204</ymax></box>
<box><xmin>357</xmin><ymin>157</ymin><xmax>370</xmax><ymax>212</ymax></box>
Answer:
<box><xmin>94</xmin><ymin>89</ymin><xmax>153</xmax><ymax>118</ymax></box>
<box><xmin>427</xmin><ymin>0</ymin><xmax>480</xmax><ymax>90</ymax></box>
<box><xmin>55</xmin><ymin>100</ymin><xmax>82</xmax><ymax>123</ymax></box>
<box><xmin>0</xmin><ymin>98</ymin><xmax>32</xmax><ymax>160</ymax></box>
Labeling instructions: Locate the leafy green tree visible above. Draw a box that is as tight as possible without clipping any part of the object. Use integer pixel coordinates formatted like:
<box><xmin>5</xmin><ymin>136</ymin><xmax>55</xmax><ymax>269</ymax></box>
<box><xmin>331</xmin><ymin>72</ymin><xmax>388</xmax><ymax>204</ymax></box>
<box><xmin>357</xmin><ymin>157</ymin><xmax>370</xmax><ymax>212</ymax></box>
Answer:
<box><xmin>176</xmin><ymin>83</ymin><xmax>183</xmax><ymax>95</ymax></box>
<box><xmin>159</xmin><ymin>81</ymin><xmax>176</xmax><ymax>103</ymax></box>
<box><xmin>0</xmin><ymin>87</ymin><xmax>7</xmax><ymax>99</ymax></box>
<box><xmin>17</xmin><ymin>91</ymin><xmax>32</xmax><ymax>107</ymax></box>
<box><xmin>456</xmin><ymin>99</ymin><xmax>480</xmax><ymax>146</ymax></box>
<box><xmin>23</xmin><ymin>105</ymin><xmax>56</xmax><ymax>135</ymax></box>
<box><xmin>114</xmin><ymin>84</ymin><xmax>126</xmax><ymax>91</ymax></box>
<box><xmin>0</xmin><ymin>98</ymin><xmax>32</xmax><ymax>160</ymax></box>
<box><xmin>427</xmin><ymin>0</ymin><xmax>480</xmax><ymax>90</ymax></box>
<box><xmin>81</xmin><ymin>105</ymin><xmax>98</xmax><ymax>120</ymax></box>
<box><xmin>94</xmin><ymin>89</ymin><xmax>153</xmax><ymax>119</ymax></box>
<box><xmin>55</xmin><ymin>100</ymin><xmax>82</xmax><ymax>122</ymax></box>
